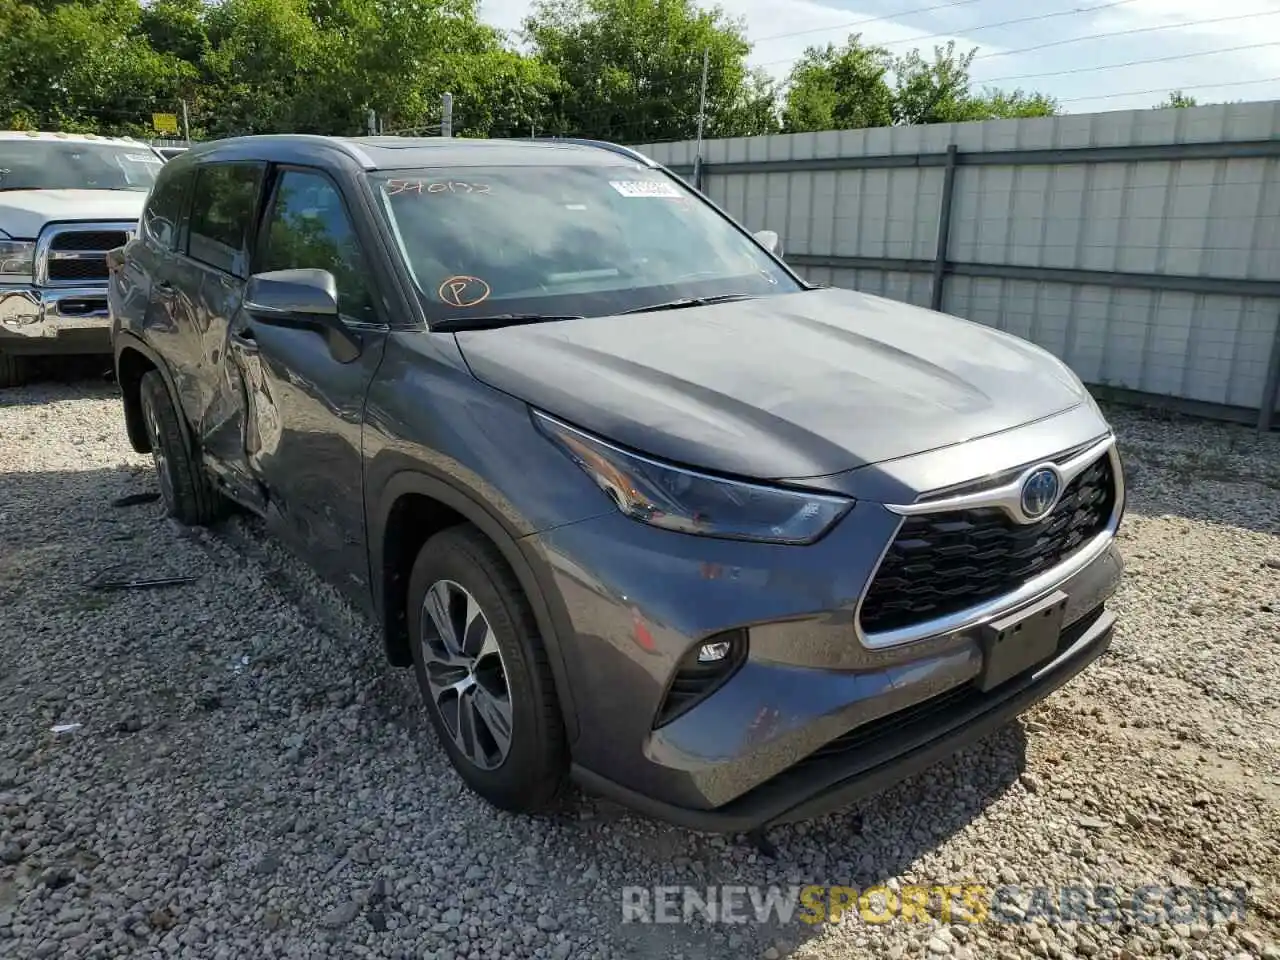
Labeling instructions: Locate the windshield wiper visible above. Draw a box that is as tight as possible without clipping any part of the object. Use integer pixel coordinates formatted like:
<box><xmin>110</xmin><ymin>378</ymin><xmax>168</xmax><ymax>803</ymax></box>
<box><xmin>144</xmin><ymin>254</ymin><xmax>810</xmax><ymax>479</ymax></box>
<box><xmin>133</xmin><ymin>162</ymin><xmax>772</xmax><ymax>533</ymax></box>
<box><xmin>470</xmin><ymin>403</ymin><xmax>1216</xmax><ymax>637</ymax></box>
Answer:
<box><xmin>620</xmin><ymin>293</ymin><xmax>757</xmax><ymax>315</ymax></box>
<box><xmin>431</xmin><ymin>313</ymin><xmax>585</xmax><ymax>332</ymax></box>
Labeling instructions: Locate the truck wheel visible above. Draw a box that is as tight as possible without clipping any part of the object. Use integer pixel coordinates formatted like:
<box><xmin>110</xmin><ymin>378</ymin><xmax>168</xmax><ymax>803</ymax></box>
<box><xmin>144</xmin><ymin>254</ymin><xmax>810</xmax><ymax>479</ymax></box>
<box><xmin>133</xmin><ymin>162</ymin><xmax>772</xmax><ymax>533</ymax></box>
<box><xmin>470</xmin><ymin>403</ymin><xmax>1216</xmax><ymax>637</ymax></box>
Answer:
<box><xmin>406</xmin><ymin>524</ymin><xmax>568</xmax><ymax>814</ymax></box>
<box><xmin>138</xmin><ymin>370</ymin><xmax>223</xmax><ymax>525</ymax></box>
<box><xmin>0</xmin><ymin>352</ymin><xmax>27</xmax><ymax>388</ymax></box>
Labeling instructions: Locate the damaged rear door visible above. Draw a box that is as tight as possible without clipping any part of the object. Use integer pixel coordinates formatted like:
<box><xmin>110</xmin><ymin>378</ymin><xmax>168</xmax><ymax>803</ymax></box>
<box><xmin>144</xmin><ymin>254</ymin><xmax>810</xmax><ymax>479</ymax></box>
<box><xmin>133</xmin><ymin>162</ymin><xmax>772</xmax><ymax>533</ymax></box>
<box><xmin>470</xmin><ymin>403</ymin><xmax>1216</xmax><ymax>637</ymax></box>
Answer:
<box><xmin>178</xmin><ymin>159</ymin><xmax>269</xmax><ymax>509</ymax></box>
<box><xmin>226</xmin><ymin>164</ymin><xmax>389</xmax><ymax>599</ymax></box>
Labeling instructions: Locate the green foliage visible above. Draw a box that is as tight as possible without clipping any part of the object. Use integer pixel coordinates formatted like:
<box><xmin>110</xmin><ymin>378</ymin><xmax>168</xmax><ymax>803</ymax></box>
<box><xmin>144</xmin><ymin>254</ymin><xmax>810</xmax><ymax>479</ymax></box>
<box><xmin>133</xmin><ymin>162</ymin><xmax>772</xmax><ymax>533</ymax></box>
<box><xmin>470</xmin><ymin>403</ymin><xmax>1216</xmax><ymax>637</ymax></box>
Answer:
<box><xmin>783</xmin><ymin>36</ymin><xmax>1057</xmax><ymax>133</ymax></box>
<box><xmin>781</xmin><ymin>34</ymin><xmax>893</xmax><ymax>132</ymax></box>
<box><xmin>1153</xmin><ymin>90</ymin><xmax>1198</xmax><ymax>109</ymax></box>
<box><xmin>0</xmin><ymin>0</ymin><xmax>1061</xmax><ymax>143</ymax></box>
<box><xmin>1</xmin><ymin>0</ymin><xmax>197</xmax><ymax>136</ymax></box>
<box><xmin>522</xmin><ymin>0</ymin><xmax>775</xmax><ymax>141</ymax></box>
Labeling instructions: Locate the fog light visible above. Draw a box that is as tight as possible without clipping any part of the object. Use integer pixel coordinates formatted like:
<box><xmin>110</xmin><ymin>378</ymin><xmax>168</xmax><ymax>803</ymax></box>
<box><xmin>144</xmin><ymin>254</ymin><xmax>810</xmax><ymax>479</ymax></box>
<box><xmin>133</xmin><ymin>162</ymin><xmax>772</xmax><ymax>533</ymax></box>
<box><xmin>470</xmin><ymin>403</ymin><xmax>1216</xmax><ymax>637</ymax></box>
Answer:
<box><xmin>697</xmin><ymin>640</ymin><xmax>732</xmax><ymax>662</ymax></box>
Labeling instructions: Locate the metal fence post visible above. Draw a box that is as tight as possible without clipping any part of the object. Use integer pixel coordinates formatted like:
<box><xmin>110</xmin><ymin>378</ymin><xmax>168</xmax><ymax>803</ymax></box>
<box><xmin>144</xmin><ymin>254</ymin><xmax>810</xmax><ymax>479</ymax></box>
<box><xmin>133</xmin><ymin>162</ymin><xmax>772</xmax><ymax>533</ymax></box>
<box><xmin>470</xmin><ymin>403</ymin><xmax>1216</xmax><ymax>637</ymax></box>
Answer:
<box><xmin>930</xmin><ymin>144</ymin><xmax>959</xmax><ymax>313</ymax></box>
<box><xmin>1258</xmin><ymin>312</ymin><xmax>1280</xmax><ymax>434</ymax></box>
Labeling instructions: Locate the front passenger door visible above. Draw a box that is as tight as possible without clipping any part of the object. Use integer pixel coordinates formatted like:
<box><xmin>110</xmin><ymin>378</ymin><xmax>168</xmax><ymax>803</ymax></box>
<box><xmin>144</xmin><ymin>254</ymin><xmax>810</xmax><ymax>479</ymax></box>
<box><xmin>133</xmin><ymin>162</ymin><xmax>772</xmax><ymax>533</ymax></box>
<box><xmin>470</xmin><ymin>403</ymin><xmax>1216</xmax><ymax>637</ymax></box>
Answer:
<box><xmin>229</xmin><ymin>166</ymin><xmax>389</xmax><ymax>600</ymax></box>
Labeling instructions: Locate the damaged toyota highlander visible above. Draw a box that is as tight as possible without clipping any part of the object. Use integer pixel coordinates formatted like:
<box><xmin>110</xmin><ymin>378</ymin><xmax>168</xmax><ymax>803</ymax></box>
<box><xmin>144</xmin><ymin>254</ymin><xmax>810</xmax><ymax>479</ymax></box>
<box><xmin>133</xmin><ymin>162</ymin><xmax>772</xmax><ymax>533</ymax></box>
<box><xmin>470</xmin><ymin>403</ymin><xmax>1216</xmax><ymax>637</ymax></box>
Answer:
<box><xmin>110</xmin><ymin>134</ymin><xmax>1124</xmax><ymax>831</ymax></box>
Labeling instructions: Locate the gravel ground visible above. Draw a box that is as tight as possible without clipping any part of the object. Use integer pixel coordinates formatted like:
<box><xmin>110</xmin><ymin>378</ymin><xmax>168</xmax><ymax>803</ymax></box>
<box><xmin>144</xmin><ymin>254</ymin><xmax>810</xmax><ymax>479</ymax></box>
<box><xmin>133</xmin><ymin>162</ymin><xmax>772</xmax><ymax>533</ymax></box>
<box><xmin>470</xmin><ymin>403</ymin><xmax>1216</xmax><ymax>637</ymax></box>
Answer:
<box><xmin>1</xmin><ymin>373</ymin><xmax>1278</xmax><ymax>960</ymax></box>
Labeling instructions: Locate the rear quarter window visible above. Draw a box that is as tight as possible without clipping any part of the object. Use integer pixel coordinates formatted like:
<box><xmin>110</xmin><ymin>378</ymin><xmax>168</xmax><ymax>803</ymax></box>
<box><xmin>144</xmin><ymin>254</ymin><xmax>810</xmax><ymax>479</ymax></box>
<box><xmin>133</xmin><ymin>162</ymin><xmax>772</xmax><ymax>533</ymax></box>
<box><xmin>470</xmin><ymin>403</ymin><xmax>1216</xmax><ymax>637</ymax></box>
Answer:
<box><xmin>142</xmin><ymin>168</ymin><xmax>192</xmax><ymax>250</ymax></box>
<box><xmin>187</xmin><ymin>162</ymin><xmax>265</xmax><ymax>277</ymax></box>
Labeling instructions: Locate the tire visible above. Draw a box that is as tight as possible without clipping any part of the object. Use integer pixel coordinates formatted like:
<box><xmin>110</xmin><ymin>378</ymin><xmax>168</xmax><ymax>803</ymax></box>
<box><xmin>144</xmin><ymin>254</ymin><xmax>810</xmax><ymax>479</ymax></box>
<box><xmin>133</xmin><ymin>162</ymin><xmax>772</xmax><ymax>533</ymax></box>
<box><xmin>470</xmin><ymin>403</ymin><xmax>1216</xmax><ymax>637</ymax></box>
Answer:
<box><xmin>138</xmin><ymin>370</ymin><xmax>223</xmax><ymax>525</ymax></box>
<box><xmin>0</xmin><ymin>352</ymin><xmax>27</xmax><ymax>389</ymax></box>
<box><xmin>407</xmin><ymin>524</ymin><xmax>568</xmax><ymax>813</ymax></box>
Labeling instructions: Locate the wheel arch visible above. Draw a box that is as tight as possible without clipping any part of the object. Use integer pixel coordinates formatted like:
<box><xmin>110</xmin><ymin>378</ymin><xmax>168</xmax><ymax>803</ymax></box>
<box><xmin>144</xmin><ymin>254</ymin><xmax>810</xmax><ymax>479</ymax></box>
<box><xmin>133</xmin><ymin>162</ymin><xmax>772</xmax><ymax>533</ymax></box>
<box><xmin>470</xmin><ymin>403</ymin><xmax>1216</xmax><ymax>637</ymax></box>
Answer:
<box><xmin>370</xmin><ymin>468</ymin><xmax>580</xmax><ymax>743</ymax></box>
<box><xmin>114</xmin><ymin>332</ymin><xmax>177</xmax><ymax>455</ymax></box>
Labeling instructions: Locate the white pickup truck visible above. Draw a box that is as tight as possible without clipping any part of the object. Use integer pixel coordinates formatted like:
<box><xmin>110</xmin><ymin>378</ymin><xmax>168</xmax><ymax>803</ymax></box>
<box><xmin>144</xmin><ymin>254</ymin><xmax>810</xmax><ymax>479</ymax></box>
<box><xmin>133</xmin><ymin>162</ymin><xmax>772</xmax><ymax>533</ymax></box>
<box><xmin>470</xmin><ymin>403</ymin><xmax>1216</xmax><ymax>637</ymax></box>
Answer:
<box><xmin>0</xmin><ymin>132</ymin><xmax>163</xmax><ymax>387</ymax></box>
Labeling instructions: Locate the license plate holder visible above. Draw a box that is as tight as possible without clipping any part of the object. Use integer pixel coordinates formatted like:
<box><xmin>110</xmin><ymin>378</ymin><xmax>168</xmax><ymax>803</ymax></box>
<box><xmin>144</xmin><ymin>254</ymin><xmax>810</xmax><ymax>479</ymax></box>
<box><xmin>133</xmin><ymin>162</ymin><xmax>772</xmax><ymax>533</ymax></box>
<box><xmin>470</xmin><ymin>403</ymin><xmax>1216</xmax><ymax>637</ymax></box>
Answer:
<box><xmin>977</xmin><ymin>590</ymin><xmax>1068</xmax><ymax>692</ymax></box>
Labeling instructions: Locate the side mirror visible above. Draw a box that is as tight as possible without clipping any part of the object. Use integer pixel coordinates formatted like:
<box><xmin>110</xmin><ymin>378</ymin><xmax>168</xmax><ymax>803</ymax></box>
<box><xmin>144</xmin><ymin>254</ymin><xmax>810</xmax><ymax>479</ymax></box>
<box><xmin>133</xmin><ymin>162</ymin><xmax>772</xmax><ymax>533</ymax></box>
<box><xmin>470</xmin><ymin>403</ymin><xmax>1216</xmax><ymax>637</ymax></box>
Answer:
<box><xmin>245</xmin><ymin>268</ymin><xmax>340</xmax><ymax>320</ymax></box>
<box><xmin>243</xmin><ymin>268</ymin><xmax>360</xmax><ymax>363</ymax></box>
<box><xmin>754</xmin><ymin>229</ymin><xmax>783</xmax><ymax>257</ymax></box>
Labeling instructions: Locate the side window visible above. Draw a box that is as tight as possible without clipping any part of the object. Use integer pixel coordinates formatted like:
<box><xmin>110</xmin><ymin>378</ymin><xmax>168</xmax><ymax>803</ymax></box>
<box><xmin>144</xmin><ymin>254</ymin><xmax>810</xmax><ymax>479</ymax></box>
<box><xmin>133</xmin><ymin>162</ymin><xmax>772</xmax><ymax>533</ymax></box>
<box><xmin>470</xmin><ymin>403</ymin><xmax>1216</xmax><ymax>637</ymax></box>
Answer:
<box><xmin>257</xmin><ymin>169</ymin><xmax>375</xmax><ymax>322</ymax></box>
<box><xmin>187</xmin><ymin>162</ymin><xmax>264</xmax><ymax>278</ymax></box>
<box><xmin>142</xmin><ymin>169</ymin><xmax>191</xmax><ymax>250</ymax></box>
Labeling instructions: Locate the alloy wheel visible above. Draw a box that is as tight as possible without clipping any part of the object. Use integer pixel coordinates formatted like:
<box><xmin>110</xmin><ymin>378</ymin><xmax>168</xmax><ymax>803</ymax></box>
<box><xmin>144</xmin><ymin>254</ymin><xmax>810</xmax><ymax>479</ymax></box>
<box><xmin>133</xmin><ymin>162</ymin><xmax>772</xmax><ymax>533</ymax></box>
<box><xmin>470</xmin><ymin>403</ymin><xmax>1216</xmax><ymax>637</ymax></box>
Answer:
<box><xmin>419</xmin><ymin>579</ymin><xmax>514</xmax><ymax>770</ymax></box>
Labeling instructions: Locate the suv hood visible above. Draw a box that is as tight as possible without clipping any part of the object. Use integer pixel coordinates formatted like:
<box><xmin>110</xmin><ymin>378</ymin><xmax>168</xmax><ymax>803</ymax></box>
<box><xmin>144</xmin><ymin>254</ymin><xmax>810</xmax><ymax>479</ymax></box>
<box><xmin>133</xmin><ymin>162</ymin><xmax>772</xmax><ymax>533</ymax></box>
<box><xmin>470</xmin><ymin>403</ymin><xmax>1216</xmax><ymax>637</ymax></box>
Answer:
<box><xmin>0</xmin><ymin>190</ymin><xmax>146</xmax><ymax>239</ymax></box>
<box><xmin>455</xmin><ymin>287</ymin><xmax>1090</xmax><ymax>480</ymax></box>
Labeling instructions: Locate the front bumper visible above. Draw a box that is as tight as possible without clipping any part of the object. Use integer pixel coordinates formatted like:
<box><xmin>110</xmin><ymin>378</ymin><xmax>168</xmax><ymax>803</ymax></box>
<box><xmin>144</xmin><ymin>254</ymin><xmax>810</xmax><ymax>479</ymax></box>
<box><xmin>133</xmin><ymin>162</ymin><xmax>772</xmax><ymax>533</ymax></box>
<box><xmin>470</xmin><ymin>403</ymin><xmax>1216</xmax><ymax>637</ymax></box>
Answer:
<box><xmin>574</xmin><ymin>604</ymin><xmax>1116</xmax><ymax>832</ymax></box>
<box><xmin>526</xmin><ymin>437</ymin><xmax>1125</xmax><ymax>831</ymax></box>
<box><xmin>0</xmin><ymin>284</ymin><xmax>113</xmax><ymax>355</ymax></box>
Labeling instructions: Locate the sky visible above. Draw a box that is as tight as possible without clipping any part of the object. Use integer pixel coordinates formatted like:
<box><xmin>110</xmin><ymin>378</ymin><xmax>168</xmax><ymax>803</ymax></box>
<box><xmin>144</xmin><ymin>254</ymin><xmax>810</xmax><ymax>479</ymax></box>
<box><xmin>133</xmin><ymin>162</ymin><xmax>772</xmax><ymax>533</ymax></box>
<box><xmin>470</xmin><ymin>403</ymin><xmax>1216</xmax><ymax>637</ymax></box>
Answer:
<box><xmin>477</xmin><ymin>0</ymin><xmax>1280</xmax><ymax>115</ymax></box>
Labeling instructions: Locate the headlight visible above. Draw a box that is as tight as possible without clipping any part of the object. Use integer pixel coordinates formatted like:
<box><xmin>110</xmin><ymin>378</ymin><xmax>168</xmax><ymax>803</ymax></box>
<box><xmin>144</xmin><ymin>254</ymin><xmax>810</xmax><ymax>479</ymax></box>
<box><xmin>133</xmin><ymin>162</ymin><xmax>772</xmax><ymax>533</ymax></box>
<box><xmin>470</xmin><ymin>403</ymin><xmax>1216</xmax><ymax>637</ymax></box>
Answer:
<box><xmin>0</xmin><ymin>240</ymin><xmax>35</xmax><ymax>279</ymax></box>
<box><xmin>533</xmin><ymin>411</ymin><xmax>853</xmax><ymax>544</ymax></box>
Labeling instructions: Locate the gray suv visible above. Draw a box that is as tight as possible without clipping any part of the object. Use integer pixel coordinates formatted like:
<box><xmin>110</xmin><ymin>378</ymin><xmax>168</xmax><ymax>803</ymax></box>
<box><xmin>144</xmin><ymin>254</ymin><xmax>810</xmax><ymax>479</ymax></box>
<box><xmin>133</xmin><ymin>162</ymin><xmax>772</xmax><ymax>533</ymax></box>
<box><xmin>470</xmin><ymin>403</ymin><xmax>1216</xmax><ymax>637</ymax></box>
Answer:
<box><xmin>109</xmin><ymin>135</ymin><xmax>1125</xmax><ymax>832</ymax></box>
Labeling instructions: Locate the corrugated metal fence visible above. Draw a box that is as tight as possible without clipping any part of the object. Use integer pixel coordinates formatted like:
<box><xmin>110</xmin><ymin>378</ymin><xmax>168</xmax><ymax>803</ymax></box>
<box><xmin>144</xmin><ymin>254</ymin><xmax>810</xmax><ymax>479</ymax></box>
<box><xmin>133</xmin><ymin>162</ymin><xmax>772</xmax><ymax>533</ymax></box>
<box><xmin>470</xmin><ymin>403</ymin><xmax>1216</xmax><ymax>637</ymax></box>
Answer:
<box><xmin>634</xmin><ymin>102</ymin><xmax>1280</xmax><ymax>431</ymax></box>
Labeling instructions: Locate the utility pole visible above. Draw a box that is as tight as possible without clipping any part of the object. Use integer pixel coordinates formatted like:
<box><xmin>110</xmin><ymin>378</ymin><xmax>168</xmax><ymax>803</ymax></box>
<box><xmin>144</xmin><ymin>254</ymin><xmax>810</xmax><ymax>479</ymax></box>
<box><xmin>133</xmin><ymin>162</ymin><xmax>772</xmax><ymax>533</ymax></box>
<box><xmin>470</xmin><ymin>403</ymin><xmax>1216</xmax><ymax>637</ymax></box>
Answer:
<box><xmin>441</xmin><ymin>93</ymin><xmax>453</xmax><ymax>138</ymax></box>
<box><xmin>693</xmin><ymin>47</ymin><xmax>709</xmax><ymax>191</ymax></box>
<box><xmin>180</xmin><ymin>100</ymin><xmax>191</xmax><ymax>144</ymax></box>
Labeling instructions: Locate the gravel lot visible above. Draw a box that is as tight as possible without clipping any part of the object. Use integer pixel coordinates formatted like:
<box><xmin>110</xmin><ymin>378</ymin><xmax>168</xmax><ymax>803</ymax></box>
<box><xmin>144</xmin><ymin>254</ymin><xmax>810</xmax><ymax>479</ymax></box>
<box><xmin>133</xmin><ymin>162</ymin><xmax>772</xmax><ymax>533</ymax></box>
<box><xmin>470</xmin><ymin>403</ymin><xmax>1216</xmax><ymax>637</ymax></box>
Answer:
<box><xmin>1</xmin><ymin>372</ymin><xmax>1278</xmax><ymax>960</ymax></box>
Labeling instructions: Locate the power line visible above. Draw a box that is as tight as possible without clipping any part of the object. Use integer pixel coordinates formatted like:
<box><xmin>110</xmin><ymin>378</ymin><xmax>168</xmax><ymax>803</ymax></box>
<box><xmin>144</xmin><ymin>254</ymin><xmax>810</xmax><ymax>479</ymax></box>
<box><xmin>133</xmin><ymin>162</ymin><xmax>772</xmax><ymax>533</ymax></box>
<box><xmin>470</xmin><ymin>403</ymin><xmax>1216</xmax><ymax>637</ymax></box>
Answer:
<box><xmin>1058</xmin><ymin>74</ymin><xmax>1280</xmax><ymax>105</ymax></box>
<box><xmin>752</xmin><ymin>0</ymin><xmax>1144</xmax><ymax>69</ymax></box>
<box><xmin>972</xmin><ymin>8</ymin><xmax>1280</xmax><ymax>62</ymax></box>
<box><xmin>752</xmin><ymin>0</ymin><xmax>991</xmax><ymax>45</ymax></box>
<box><xmin>973</xmin><ymin>41</ymin><xmax>1280</xmax><ymax>87</ymax></box>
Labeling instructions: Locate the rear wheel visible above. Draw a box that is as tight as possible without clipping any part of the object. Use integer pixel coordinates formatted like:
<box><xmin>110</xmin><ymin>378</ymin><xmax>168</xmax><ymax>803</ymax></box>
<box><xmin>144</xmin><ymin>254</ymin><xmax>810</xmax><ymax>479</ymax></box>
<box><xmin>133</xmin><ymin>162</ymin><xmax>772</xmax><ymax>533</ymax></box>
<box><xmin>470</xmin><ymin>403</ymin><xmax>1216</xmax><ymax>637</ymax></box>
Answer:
<box><xmin>0</xmin><ymin>352</ymin><xmax>28</xmax><ymax>389</ymax></box>
<box><xmin>407</xmin><ymin>524</ymin><xmax>568</xmax><ymax>813</ymax></box>
<box><xmin>138</xmin><ymin>370</ymin><xmax>223</xmax><ymax>525</ymax></box>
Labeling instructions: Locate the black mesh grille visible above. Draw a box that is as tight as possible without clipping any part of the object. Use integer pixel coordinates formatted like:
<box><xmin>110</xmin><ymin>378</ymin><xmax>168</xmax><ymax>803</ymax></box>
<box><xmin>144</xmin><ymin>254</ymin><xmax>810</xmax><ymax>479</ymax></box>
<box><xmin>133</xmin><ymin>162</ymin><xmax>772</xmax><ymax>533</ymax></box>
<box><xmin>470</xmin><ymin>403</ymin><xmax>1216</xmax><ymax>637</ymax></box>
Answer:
<box><xmin>859</xmin><ymin>454</ymin><xmax>1116</xmax><ymax>635</ymax></box>
<box><xmin>50</xmin><ymin>230</ymin><xmax>128</xmax><ymax>252</ymax></box>
<box><xmin>47</xmin><ymin>257</ymin><xmax>109</xmax><ymax>282</ymax></box>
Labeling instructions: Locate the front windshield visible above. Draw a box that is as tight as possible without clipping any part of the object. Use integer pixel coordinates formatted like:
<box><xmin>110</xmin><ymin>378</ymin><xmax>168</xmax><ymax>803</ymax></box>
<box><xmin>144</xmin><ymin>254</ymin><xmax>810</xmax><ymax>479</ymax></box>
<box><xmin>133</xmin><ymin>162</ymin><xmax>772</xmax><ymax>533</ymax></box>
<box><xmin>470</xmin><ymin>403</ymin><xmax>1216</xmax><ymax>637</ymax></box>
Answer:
<box><xmin>368</xmin><ymin>162</ymin><xmax>800</xmax><ymax>320</ymax></box>
<box><xmin>0</xmin><ymin>140</ymin><xmax>161</xmax><ymax>192</ymax></box>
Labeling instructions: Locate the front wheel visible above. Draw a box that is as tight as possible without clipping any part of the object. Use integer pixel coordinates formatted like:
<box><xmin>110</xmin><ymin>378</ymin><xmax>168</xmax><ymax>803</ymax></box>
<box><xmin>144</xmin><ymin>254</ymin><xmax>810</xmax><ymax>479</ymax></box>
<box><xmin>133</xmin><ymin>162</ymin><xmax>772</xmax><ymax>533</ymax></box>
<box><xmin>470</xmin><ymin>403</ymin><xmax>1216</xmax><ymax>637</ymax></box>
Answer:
<box><xmin>407</xmin><ymin>524</ymin><xmax>568</xmax><ymax>813</ymax></box>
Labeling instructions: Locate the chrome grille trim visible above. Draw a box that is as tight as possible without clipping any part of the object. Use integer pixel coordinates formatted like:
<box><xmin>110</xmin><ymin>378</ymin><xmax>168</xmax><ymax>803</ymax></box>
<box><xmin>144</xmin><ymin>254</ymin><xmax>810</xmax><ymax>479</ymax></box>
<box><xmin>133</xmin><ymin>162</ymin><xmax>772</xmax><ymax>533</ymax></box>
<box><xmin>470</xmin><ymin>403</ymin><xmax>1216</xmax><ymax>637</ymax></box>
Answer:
<box><xmin>855</xmin><ymin>436</ymin><xmax>1125</xmax><ymax>650</ymax></box>
<box><xmin>35</xmin><ymin>222</ymin><xmax>137</xmax><ymax>287</ymax></box>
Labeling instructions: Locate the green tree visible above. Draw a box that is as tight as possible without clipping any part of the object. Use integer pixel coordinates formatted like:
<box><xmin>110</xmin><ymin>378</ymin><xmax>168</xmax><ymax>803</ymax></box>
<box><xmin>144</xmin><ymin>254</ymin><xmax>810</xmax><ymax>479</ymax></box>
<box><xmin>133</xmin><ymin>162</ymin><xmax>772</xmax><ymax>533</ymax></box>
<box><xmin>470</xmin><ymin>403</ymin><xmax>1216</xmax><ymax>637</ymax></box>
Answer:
<box><xmin>198</xmin><ymin>0</ymin><xmax>328</xmax><ymax>135</ymax></box>
<box><xmin>782</xmin><ymin>34</ymin><xmax>893</xmax><ymax>133</ymax></box>
<box><xmin>891</xmin><ymin>40</ymin><xmax>976</xmax><ymax>125</ymax></box>
<box><xmin>523</xmin><ymin>0</ymin><xmax>772</xmax><ymax>142</ymax></box>
<box><xmin>138</xmin><ymin>0</ymin><xmax>208</xmax><ymax>66</ymax></box>
<box><xmin>782</xmin><ymin>36</ymin><xmax>1056</xmax><ymax>133</ymax></box>
<box><xmin>0</xmin><ymin>0</ymin><xmax>195</xmax><ymax>135</ymax></box>
<box><xmin>892</xmin><ymin>40</ymin><xmax>1057</xmax><ymax>124</ymax></box>
<box><xmin>441</xmin><ymin>48</ymin><xmax>561</xmax><ymax>138</ymax></box>
<box><xmin>1153</xmin><ymin>90</ymin><xmax>1198</xmax><ymax>109</ymax></box>
<box><xmin>959</xmin><ymin>87</ymin><xmax>1059</xmax><ymax>121</ymax></box>
<box><xmin>714</xmin><ymin>68</ymin><xmax>780</xmax><ymax>137</ymax></box>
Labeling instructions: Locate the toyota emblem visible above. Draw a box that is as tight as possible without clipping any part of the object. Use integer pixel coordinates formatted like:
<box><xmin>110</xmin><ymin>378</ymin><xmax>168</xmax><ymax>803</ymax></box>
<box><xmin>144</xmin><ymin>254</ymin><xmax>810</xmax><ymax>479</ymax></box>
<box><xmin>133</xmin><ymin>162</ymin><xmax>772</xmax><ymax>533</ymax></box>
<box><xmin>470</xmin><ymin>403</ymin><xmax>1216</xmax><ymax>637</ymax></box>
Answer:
<box><xmin>1020</xmin><ymin>467</ymin><xmax>1061</xmax><ymax>520</ymax></box>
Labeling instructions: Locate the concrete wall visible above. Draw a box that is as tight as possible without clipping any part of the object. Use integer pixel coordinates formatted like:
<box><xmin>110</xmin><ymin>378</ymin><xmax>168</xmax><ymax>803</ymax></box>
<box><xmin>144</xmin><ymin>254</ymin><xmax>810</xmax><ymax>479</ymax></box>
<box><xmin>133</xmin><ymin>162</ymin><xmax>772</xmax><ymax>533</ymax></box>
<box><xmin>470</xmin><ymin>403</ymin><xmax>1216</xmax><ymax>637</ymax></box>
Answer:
<box><xmin>633</xmin><ymin>102</ymin><xmax>1280</xmax><ymax>426</ymax></box>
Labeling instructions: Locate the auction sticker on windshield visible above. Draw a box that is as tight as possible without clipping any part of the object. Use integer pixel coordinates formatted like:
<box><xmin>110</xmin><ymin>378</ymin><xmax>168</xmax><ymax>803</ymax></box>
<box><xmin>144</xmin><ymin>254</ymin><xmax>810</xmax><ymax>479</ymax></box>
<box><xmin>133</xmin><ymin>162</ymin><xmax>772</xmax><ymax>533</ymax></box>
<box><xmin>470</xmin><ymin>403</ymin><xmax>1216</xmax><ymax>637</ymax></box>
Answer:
<box><xmin>610</xmin><ymin>180</ymin><xmax>682</xmax><ymax>198</ymax></box>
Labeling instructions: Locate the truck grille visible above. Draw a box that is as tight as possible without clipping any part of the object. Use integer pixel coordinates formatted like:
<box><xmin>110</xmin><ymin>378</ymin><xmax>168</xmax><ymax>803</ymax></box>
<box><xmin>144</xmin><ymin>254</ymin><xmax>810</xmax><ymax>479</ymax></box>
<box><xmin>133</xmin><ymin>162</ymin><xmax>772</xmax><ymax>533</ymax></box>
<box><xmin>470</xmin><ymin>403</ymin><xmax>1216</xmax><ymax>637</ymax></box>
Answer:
<box><xmin>41</xmin><ymin>227</ymin><xmax>131</xmax><ymax>284</ymax></box>
<box><xmin>859</xmin><ymin>453</ymin><xmax>1116</xmax><ymax>635</ymax></box>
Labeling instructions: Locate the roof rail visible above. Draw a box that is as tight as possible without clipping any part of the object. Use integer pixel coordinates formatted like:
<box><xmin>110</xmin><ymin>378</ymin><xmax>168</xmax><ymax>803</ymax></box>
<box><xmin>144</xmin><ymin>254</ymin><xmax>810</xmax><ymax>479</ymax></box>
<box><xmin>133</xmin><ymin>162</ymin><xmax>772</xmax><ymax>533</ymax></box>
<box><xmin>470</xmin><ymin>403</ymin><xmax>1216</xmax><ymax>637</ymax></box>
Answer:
<box><xmin>529</xmin><ymin>137</ymin><xmax>657</xmax><ymax>167</ymax></box>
